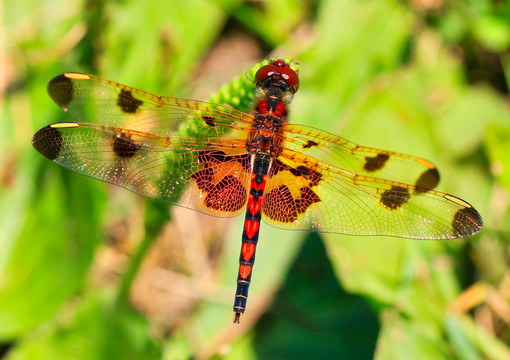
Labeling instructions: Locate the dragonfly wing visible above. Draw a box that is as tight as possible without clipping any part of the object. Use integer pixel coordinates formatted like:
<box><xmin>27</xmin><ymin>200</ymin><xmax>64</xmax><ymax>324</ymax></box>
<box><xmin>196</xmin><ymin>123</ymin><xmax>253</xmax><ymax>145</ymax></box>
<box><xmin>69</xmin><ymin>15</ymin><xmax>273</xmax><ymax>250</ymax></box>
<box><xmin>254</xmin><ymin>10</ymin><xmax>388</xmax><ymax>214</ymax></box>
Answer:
<box><xmin>261</xmin><ymin>150</ymin><xmax>482</xmax><ymax>239</ymax></box>
<box><xmin>34</xmin><ymin>72</ymin><xmax>256</xmax><ymax>217</ymax></box>
<box><xmin>281</xmin><ymin>124</ymin><xmax>440</xmax><ymax>190</ymax></box>
<box><xmin>47</xmin><ymin>73</ymin><xmax>255</xmax><ymax>139</ymax></box>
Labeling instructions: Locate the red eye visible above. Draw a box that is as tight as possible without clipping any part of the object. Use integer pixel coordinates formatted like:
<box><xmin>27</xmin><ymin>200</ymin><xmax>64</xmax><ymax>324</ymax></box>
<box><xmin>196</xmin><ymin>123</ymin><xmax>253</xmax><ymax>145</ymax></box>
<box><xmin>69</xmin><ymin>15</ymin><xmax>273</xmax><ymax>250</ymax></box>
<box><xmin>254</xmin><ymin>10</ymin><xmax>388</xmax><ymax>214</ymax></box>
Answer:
<box><xmin>278</xmin><ymin>66</ymin><xmax>299</xmax><ymax>91</ymax></box>
<box><xmin>254</xmin><ymin>61</ymin><xmax>300</xmax><ymax>92</ymax></box>
<box><xmin>254</xmin><ymin>64</ymin><xmax>278</xmax><ymax>84</ymax></box>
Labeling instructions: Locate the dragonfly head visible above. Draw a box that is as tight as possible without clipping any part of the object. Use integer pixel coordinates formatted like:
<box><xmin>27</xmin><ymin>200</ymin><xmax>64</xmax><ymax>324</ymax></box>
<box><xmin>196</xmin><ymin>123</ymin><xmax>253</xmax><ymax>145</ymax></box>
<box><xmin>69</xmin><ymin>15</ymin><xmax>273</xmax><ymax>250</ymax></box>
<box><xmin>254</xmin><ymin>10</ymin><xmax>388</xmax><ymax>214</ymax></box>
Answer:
<box><xmin>255</xmin><ymin>59</ymin><xmax>299</xmax><ymax>93</ymax></box>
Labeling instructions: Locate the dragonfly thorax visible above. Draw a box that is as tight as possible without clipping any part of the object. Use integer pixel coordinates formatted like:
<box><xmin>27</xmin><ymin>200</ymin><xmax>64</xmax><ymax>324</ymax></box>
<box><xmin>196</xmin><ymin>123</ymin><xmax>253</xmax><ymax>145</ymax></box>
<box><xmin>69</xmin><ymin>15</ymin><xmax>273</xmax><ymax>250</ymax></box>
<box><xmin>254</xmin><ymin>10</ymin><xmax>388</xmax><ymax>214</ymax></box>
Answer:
<box><xmin>250</xmin><ymin>87</ymin><xmax>288</xmax><ymax>154</ymax></box>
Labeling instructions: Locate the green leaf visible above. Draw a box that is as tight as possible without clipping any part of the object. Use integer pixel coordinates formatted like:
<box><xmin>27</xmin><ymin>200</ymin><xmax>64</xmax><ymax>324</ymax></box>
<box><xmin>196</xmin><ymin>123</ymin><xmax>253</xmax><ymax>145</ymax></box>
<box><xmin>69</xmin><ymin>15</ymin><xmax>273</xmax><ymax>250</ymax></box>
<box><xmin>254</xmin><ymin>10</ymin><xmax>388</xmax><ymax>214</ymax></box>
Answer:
<box><xmin>485</xmin><ymin>124</ymin><xmax>510</xmax><ymax>191</ymax></box>
<box><xmin>473</xmin><ymin>14</ymin><xmax>510</xmax><ymax>52</ymax></box>
<box><xmin>6</xmin><ymin>296</ymin><xmax>162</xmax><ymax>360</ymax></box>
<box><xmin>445</xmin><ymin>314</ymin><xmax>510</xmax><ymax>360</ymax></box>
<box><xmin>0</xmin><ymin>163</ymin><xmax>104</xmax><ymax>338</ymax></box>
<box><xmin>376</xmin><ymin>310</ymin><xmax>452</xmax><ymax>360</ymax></box>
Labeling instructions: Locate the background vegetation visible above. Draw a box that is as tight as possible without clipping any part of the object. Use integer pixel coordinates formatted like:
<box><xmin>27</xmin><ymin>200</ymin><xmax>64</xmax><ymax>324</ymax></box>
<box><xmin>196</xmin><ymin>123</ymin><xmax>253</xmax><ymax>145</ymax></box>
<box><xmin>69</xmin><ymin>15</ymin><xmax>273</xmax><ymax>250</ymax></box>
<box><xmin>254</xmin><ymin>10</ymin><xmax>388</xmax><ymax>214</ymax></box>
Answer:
<box><xmin>1</xmin><ymin>0</ymin><xmax>509</xmax><ymax>359</ymax></box>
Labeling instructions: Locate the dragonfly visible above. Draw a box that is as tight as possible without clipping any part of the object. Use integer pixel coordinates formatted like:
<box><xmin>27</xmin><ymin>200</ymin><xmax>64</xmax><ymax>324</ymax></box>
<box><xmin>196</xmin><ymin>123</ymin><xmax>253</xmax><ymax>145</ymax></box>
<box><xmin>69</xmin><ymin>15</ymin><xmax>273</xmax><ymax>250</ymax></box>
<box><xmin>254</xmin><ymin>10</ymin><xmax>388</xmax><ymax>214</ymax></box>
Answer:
<box><xmin>32</xmin><ymin>59</ymin><xmax>483</xmax><ymax>323</ymax></box>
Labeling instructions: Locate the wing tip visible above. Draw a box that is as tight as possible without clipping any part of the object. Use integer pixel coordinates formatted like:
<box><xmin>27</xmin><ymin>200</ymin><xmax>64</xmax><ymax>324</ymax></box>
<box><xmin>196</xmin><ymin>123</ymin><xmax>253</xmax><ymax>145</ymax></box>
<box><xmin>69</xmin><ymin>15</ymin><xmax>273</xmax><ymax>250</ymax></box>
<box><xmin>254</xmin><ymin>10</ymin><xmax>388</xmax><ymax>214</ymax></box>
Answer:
<box><xmin>451</xmin><ymin>205</ymin><xmax>483</xmax><ymax>238</ymax></box>
<box><xmin>32</xmin><ymin>125</ymin><xmax>64</xmax><ymax>160</ymax></box>
<box><xmin>48</xmin><ymin>74</ymin><xmax>74</xmax><ymax>109</ymax></box>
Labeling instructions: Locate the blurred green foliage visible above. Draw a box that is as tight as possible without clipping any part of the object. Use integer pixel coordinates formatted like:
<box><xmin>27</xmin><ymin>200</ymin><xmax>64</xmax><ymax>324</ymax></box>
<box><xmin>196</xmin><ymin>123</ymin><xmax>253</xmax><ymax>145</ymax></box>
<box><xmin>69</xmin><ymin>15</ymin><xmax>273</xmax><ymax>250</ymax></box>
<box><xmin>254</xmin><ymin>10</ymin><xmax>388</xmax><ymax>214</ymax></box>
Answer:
<box><xmin>1</xmin><ymin>0</ymin><xmax>510</xmax><ymax>359</ymax></box>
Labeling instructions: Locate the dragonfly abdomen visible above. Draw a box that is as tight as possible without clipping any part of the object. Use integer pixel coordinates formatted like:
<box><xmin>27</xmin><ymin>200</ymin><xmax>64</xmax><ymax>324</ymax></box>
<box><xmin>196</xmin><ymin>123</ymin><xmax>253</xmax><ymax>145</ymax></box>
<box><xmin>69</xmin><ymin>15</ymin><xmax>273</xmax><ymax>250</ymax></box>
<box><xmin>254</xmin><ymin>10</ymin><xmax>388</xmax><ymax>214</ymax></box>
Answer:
<box><xmin>233</xmin><ymin>154</ymin><xmax>270</xmax><ymax>323</ymax></box>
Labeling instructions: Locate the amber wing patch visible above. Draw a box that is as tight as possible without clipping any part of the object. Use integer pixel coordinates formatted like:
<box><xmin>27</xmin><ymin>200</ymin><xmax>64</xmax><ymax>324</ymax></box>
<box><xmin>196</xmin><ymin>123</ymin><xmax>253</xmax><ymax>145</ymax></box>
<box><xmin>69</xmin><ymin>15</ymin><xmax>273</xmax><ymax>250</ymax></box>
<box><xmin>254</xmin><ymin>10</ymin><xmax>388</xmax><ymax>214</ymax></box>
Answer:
<box><xmin>190</xmin><ymin>150</ymin><xmax>251</xmax><ymax>213</ymax></box>
<box><xmin>262</xmin><ymin>185</ymin><xmax>321</xmax><ymax>223</ymax></box>
<box><xmin>261</xmin><ymin>160</ymin><xmax>323</xmax><ymax>224</ymax></box>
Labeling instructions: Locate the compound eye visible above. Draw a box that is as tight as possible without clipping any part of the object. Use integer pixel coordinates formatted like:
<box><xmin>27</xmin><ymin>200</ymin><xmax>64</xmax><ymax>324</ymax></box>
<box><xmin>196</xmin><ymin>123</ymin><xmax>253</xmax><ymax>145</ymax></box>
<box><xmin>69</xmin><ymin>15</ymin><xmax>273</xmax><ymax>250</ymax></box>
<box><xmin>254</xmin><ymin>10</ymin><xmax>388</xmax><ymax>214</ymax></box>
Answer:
<box><xmin>272</xmin><ymin>59</ymin><xmax>287</xmax><ymax>68</ymax></box>
<box><xmin>255</xmin><ymin>64</ymin><xmax>278</xmax><ymax>84</ymax></box>
<box><xmin>278</xmin><ymin>66</ymin><xmax>299</xmax><ymax>92</ymax></box>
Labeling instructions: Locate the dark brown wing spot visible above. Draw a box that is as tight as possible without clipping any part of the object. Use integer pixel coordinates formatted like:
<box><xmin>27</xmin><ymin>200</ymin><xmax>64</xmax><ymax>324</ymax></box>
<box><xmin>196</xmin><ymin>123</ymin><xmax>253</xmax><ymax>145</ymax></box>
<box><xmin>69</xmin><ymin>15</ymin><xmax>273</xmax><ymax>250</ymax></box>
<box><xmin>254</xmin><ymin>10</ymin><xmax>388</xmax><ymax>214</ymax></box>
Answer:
<box><xmin>262</xmin><ymin>185</ymin><xmax>297</xmax><ymax>222</ymax></box>
<box><xmin>205</xmin><ymin>175</ymin><xmax>246</xmax><ymax>212</ymax></box>
<box><xmin>197</xmin><ymin>150</ymin><xmax>251</xmax><ymax>172</ymax></box>
<box><xmin>32</xmin><ymin>125</ymin><xmax>63</xmax><ymax>160</ymax></box>
<box><xmin>269</xmin><ymin>159</ymin><xmax>289</xmax><ymax>177</ymax></box>
<box><xmin>269</xmin><ymin>160</ymin><xmax>323</xmax><ymax>186</ymax></box>
<box><xmin>262</xmin><ymin>185</ymin><xmax>321</xmax><ymax>222</ymax></box>
<box><xmin>380</xmin><ymin>186</ymin><xmax>410</xmax><ymax>210</ymax></box>
<box><xmin>415</xmin><ymin>168</ymin><xmax>440</xmax><ymax>194</ymax></box>
<box><xmin>296</xmin><ymin>166</ymin><xmax>322</xmax><ymax>186</ymax></box>
<box><xmin>364</xmin><ymin>153</ymin><xmax>390</xmax><ymax>172</ymax></box>
<box><xmin>191</xmin><ymin>167</ymin><xmax>214</xmax><ymax>190</ymax></box>
<box><xmin>202</xmin><ymin>115</ymin><xmax>216</xmax><ymax>127</ymax></box>
<box><xmin>113</xmin><ymin>133</ymin><xmax>141</xmax><ymax>158</ymax></box>
<box><xmin>295</xmin><ymin>186</ymin><xmax>321</xmax><ymax>214</ymax></box>
<box><xmin>117</xmin><ymin>89</ymin><xmax>143</xmax><ymax>113</ymax></box>
<box><xmin>303</xmin><ymin>140</ymin><xmax>318</xmax><ymax>149</ymax></box>
<box><xmin>191</xmin><ymin>151</ymin><xmax>250</xmax><ymax>212</ymax></box>
<box><xmin>452</xmin><ymin>207</ymin><xmax>483</xmax><ymax>238</ymax></box>
<box><xmin>192</xmin><ymin>171</ymin><xmax>247</xmax><ymax>212</ymax></box>
<box><xmin>48</xmin><ymin>74</ymin><xmax>74</xmax><ymax>108</ymax></box>
<box><xmin>197</xmin><ymin>150</ymin><xmax>227</xmax><ymax>164</ymax></box>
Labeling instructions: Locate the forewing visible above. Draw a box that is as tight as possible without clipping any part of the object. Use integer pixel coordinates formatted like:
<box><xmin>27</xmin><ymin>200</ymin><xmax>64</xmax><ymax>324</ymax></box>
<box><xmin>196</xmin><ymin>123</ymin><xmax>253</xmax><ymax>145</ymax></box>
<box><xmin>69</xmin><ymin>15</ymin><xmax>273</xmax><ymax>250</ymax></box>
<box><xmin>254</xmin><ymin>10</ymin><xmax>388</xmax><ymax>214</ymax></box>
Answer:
<box><xmin>47</xmin><ymin>72</ymin><xmax>255</xmax><ymax>139</ymax></box>
<box><xmin>280</xmin><ymin>124</ymin><xmax>440</xmax><ymax>190</ymax></box>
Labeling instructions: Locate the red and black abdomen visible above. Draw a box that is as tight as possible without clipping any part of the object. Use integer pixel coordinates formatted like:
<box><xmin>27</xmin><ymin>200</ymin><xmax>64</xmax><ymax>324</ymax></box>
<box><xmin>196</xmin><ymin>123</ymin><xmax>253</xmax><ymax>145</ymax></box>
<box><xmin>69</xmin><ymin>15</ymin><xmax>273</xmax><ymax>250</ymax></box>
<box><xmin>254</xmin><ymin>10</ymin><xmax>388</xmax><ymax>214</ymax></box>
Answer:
<box><xmin>233</xmin><ymin>153</ymin><xmax>271</xmax><ymax>323</ymax></box>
